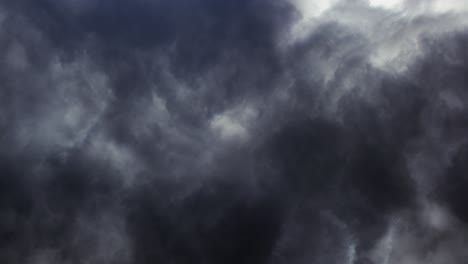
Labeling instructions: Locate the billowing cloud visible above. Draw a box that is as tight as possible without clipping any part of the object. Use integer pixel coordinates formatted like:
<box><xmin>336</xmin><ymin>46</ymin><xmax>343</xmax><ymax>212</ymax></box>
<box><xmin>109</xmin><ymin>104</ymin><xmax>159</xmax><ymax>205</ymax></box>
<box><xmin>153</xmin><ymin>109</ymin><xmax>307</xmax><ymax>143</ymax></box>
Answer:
<box><xmin>1</xmin><ymin>0</ymin><xmax>468</xmax><ymax>263</ymax></box>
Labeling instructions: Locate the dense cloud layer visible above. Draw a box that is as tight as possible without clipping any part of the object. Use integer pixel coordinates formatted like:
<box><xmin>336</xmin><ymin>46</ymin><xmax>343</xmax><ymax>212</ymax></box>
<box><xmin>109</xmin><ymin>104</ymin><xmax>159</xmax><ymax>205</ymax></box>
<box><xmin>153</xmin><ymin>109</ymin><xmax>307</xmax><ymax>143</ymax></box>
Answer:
<box><xmin>0</xmin><ymin>0</ymin><xmax>467</xmax><ymax>263</ymax></box>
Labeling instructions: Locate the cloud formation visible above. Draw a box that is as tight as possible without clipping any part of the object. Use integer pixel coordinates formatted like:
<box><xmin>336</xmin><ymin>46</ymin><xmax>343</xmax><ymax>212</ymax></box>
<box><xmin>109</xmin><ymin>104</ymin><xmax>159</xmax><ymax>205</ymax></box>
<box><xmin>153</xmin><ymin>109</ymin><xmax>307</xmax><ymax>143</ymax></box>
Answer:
<box><xmin>1</xmin><ymin>0</ymin><xmax>468</xmax><ymax>263</ymax></box>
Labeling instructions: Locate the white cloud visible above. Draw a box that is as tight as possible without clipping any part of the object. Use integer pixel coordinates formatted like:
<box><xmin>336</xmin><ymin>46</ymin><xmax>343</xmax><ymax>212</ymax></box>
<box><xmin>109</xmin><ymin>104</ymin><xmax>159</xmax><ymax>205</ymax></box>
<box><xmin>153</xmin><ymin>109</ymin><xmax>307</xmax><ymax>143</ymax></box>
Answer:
<box><xmin>210</xmin><ymin>105</ymin><xmax>258</xmax><ymax>143</ymax></box>
<box><xmin>290</xmin><ymin>0</ymin><xmax>338</xmax><ymax>20</ymax></box>
<box><xmin>369</xmin><ymin>0</ymin><xmax>404</xmax><ymax>10</ymax></box>
<box><xmin>431</xmin><ymin>0</ymin><xmax>468</xmax><ymax>14</ymax></box>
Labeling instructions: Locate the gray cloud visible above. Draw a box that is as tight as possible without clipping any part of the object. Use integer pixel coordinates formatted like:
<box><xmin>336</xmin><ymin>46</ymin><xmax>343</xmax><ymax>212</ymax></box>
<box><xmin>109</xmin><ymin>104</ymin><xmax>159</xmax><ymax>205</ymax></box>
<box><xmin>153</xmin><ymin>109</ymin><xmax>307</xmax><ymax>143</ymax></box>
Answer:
<box><xmin>1</xmin><ymin>0</ymin><xmax>468</xmax><ymax>263</ymax></box>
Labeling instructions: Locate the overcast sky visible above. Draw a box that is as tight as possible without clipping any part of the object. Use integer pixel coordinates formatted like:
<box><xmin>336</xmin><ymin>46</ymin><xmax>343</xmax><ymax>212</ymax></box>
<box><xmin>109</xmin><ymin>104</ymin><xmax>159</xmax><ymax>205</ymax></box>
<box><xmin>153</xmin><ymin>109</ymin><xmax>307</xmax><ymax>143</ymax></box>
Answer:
<box><xmin>1</xmin><ymin>0</ymin><xmax>468</xmax><ymax>263</ymax></box>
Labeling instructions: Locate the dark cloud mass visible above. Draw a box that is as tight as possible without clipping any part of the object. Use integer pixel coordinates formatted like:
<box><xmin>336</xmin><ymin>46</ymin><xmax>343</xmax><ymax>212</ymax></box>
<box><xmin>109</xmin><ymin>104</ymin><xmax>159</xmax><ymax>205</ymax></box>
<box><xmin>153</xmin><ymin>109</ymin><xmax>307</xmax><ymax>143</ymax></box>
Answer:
<box><xmin>1</xmin><ymin>0</ymin><xmax>468</xmax><ymax>263</ymax></box>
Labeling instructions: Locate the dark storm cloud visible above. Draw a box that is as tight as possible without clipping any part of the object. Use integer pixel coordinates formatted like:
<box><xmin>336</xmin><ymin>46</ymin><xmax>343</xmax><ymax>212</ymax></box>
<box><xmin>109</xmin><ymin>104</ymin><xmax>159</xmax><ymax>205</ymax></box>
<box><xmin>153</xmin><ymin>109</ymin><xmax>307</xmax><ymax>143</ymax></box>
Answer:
<box><xmin>1</xmin><ymin>0</ymin><xmax>468</xmax><ymax>263</ymax></box>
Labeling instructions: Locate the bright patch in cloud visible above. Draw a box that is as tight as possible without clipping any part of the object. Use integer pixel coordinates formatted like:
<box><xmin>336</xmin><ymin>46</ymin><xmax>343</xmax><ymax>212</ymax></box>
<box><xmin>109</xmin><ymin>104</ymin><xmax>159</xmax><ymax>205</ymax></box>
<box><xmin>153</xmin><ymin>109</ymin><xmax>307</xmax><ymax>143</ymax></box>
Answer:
<box><xmin>210</xmin><ymin>106</ymin><xmax>257</xmax><ymax>142</ymax></box>
<box><xmin>369</xmin><ymin>0</ymin><xmax>404</xmax><ymax>10</ymax></box>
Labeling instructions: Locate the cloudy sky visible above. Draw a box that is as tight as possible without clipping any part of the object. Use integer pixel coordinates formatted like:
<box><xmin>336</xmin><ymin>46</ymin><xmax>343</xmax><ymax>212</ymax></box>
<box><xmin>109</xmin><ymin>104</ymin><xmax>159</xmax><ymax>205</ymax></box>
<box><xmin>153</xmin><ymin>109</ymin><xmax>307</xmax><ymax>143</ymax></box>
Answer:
<box><xmin>1</xmin><ymin>0</ymin><xmax>468</xmax><ymax>263</ymax></box>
